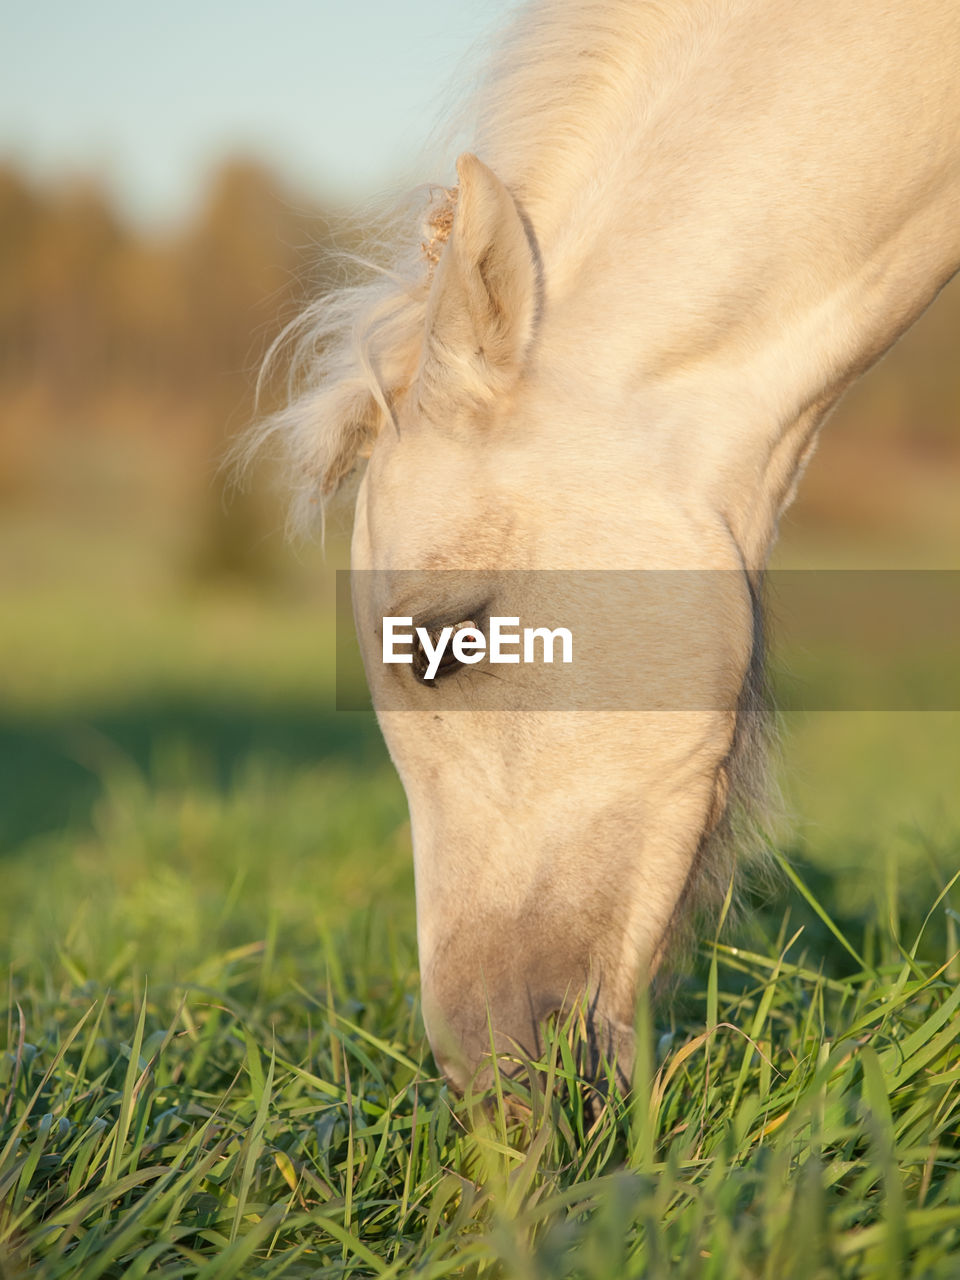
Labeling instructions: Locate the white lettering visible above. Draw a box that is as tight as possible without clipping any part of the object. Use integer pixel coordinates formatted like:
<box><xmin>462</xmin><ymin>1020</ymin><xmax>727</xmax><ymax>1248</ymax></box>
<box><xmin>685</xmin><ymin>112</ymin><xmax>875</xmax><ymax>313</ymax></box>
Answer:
<box><xmin>523</xmin><ymin>626</ymin><xmax>573</xmax><ymax>664</ymax></box>
<box><xmin>452</xmin><ymin>626</ymin><xmax>486</xmax><ymax>664</ymax></box>
<box><xmin>383</xmin><ymin>617</ymin><xmax>414</xmax><ymax>663</ymax></box>
<box><xmin>489</xmin><ymin>616</ymin><xmax>521</xmax><ymax>663</ymax></box>
<box><xmin>418</xmin><ymin>625</ymin><xmax>454</xmax><ymax>681</ymax></box>
<box><xmin>381</xmin><ymin>616</ymin><xmax>575</xmax><ymax>673</ymax></box>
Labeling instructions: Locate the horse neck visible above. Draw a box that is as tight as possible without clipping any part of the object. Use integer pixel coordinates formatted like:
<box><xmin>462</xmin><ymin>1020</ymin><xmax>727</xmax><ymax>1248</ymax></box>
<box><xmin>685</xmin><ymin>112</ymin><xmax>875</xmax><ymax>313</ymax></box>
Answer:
<box><xmin>532</xmin><ymin>0</ymin><xmax>960</xmax><ymax>569</ymax></box>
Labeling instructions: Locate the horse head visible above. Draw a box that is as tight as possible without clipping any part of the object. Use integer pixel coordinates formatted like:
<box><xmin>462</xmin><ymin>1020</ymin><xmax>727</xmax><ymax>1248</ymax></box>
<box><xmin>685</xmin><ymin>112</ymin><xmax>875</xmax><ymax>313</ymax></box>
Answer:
<box><xmin>344</xmin><ymin>154</ymin><xmax>763</xmax><ymax>1091</ymax></box>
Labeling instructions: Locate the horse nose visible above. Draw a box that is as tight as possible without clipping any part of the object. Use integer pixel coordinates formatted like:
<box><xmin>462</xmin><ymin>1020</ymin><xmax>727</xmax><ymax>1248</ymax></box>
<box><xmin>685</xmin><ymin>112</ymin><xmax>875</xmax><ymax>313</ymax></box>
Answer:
<box><xmin>420</xmin><ymin>968</ymin><xmax>555</xmax><ymax>1090</ymax></box>
<box><xmin>421</xmin><ymin>967</ymin><xmax>634</xmax><ymax>1095</ymax></box>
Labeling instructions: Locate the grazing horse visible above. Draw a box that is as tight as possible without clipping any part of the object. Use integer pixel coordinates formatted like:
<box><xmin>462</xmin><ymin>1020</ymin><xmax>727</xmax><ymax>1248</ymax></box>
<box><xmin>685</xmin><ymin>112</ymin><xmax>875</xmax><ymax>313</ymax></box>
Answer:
<box><xmin>255</xmin><ymin>0</ymin><xmax>960</xmax><ymax>1090</ymax></box>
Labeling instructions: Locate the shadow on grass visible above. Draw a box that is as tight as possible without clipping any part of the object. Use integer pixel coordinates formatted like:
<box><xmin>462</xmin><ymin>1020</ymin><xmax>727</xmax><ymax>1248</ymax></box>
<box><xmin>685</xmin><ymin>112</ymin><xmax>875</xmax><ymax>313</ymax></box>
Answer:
<box><xmin>0</xmin><ymin>699</ymin><xmax>387</xmax><ymax>851</ymax></box>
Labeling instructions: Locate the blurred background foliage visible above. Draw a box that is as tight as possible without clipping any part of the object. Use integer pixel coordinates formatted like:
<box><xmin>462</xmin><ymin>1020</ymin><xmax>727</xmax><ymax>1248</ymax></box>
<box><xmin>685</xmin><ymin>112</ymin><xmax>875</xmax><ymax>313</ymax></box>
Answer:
<box><xmin>0</xmin><ymin>159</ymin><xmax>367</xmax><ymax>590</ymax></box>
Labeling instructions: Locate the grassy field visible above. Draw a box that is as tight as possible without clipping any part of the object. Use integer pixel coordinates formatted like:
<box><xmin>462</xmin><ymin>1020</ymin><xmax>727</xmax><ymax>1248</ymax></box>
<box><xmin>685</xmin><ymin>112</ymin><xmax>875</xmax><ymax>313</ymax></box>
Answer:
<box><xmin>2</xmin><ymin>514</ymin><xmax>960</xmax><ymax>1278</ymax></box>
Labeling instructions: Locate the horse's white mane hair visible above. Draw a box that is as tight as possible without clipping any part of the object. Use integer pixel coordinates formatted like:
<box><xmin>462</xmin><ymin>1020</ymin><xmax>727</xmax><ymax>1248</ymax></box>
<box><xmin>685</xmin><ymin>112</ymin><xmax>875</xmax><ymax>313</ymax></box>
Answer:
<box><xmin>245</xmin><ymin>0</ymin><xmax>714</xmax><ymax>529</ymax></box>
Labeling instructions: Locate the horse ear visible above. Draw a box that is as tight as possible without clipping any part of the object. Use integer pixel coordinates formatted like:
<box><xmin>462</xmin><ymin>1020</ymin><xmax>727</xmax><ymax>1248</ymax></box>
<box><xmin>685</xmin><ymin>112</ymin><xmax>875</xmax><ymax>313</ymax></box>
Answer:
<box><xmin>423</xmin><ymin>153</ymin><xmax>538</xmax><ymax>403</ymax></box>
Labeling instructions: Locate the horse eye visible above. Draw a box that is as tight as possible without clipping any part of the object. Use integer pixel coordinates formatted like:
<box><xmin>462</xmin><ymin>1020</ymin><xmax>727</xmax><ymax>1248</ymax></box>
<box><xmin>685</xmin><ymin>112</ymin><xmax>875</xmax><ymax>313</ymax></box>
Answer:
<box><xmin>414</xmin><ymin>620</ymin><xmax>478</xmax><ymax>685</ymax></box>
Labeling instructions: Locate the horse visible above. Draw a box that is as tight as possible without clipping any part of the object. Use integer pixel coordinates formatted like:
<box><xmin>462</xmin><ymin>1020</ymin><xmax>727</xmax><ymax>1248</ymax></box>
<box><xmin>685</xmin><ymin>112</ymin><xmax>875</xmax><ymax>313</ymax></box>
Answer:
<box><xmin>252</xmin><ymin>0</ymin><xmax>960</xmax><ymax>1091</ymax></box>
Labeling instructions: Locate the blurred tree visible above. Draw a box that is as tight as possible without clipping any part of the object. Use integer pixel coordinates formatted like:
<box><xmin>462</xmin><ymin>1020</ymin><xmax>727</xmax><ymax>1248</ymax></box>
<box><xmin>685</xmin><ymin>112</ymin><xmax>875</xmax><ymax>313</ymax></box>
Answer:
<box><xmin>0</xmin><ymin>160</ymin><xmax>364</xmax><ymax>581</ymax></box>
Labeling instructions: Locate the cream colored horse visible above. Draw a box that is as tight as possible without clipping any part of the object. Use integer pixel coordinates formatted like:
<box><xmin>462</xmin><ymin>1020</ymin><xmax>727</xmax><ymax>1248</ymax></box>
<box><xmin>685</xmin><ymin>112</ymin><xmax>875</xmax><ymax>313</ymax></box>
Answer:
<box><xmin>256</xmin><ymin>0</ymin><xmax>960</xmax><ymax>1089</ymax></box>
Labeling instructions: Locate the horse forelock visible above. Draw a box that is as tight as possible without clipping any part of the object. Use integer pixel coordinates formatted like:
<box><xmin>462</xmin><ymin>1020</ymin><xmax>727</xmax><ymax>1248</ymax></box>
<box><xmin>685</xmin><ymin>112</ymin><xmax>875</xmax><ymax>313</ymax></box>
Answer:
<box><xmin>241</xmin><ymin>188</ymin><xmax>440</xmax><ymax>532</ymax></box>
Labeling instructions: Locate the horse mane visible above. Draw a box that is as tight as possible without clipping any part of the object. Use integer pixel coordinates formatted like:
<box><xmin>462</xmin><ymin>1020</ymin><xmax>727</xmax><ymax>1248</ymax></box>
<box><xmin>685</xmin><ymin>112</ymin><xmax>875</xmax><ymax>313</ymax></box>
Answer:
<box><xmin>243</xmin><ymin>0</ymin><xmax>715</xmax><ymax>530</ymax></box>
<box><xmin>656</xmin><ymin>574</ymin><xmax>778</xmax><ymax>986</ymax></box>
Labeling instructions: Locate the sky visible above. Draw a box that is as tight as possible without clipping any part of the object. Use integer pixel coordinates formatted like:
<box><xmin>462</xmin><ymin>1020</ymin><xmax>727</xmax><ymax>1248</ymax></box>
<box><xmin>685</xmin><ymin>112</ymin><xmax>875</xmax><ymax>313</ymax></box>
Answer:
<box><xmin>2</xmin><ymin>0</ymin><xmax>519</xmax><ymax>228</ymax></box>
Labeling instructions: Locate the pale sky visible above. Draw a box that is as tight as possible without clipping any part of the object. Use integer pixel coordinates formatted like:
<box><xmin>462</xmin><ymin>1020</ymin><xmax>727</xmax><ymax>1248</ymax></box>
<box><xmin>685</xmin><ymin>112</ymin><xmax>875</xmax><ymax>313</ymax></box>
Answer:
<box><xmin>1</xmin><ymin>0</ymin><xmax>519</xmax><ymax>227</ymax></box>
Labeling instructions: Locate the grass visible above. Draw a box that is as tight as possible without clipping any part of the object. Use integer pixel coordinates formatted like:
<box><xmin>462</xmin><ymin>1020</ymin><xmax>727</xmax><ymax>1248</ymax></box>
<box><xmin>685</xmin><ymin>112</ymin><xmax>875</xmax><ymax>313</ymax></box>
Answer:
<box><xmin>4</xmin><ymin>811</ymin><xmax>960</xmax><ymax>1278</ymax></box>
<box><xmin>2</xmin><ymin>529</ymin><xmax>960</xmax><ymax>1277</ymax></box>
